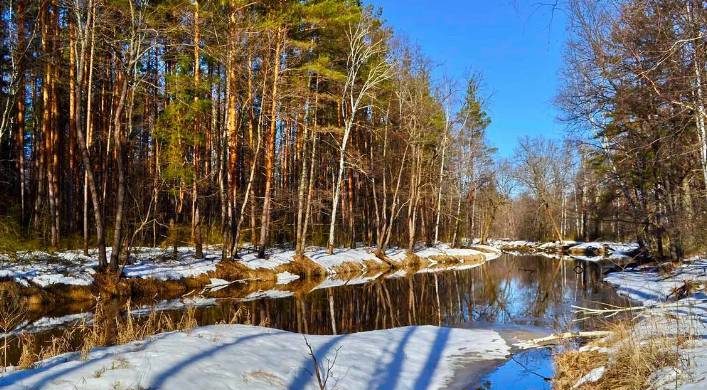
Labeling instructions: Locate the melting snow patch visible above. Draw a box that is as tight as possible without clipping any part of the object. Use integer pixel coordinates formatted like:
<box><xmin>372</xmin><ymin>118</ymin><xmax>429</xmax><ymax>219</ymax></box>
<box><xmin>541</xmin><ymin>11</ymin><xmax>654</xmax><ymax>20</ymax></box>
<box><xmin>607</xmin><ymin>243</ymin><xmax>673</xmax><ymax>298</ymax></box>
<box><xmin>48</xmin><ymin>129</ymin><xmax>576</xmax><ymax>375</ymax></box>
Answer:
<box><xmin>572</xmin><ymin>366</ymin><xmax>605</xmax><ymax>389</ymax></box>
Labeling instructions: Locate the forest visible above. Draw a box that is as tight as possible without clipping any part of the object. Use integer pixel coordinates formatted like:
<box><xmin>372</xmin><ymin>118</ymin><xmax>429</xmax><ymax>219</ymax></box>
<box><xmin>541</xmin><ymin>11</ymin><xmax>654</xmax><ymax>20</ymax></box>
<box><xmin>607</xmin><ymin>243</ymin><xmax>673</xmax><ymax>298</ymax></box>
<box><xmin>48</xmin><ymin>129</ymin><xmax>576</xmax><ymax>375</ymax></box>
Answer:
<box><xmin>0</xmin><ymin>0</ymin><xmax>704</xmax><ymax>272</ymax></box>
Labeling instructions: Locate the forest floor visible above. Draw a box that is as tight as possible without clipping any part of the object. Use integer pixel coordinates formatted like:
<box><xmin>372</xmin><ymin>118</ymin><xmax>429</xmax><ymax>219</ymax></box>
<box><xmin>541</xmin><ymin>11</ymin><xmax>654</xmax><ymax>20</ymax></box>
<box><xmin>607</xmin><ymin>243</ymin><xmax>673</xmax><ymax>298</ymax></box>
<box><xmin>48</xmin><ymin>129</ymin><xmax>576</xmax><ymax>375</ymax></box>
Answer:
<box><xmin>553</xmin><ymin>256</ymin><xmax>707</xmax><ymax>389</ymax></box>
<box><xmin>0</xmin><ymin>324</ymin><xmax>510</xmax><ymax>389</ymax></box>
<box><xmin>0</xmin><ymin>243</ymin><xmax>500</xmax><ymax>304</ymax></box>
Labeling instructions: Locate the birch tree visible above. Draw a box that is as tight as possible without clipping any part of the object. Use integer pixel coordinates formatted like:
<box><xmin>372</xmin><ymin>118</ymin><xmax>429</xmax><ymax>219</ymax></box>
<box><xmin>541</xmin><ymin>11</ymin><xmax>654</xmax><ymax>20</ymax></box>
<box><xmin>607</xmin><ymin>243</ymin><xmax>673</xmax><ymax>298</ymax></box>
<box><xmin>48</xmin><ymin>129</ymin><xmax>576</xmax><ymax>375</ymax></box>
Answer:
<box><xmin>326</xmin><ymin>13</ymin><xmax>390</xmax><ymax>254</ymax></box>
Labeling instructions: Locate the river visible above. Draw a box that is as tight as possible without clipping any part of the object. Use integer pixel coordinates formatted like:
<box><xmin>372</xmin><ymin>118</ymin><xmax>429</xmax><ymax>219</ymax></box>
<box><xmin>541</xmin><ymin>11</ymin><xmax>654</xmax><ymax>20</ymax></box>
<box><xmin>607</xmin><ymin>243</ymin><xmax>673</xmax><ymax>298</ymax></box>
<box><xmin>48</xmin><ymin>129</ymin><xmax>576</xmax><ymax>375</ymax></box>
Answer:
<box><xmin>3</xmin><ymin>253</ymin><xmax>632</xmax><ymax>388</ymax></box>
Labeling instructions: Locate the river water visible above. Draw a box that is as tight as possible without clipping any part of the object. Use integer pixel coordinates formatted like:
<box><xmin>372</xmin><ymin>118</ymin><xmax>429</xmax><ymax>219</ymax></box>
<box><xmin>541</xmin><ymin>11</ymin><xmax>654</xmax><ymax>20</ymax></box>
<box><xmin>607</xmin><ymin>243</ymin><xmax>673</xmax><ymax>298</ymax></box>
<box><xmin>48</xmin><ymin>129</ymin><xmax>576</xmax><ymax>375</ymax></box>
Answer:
<box><xmin>4</xmin><ymin>253</ymin><xmax>632</xmax><ymax>388</ymax></box>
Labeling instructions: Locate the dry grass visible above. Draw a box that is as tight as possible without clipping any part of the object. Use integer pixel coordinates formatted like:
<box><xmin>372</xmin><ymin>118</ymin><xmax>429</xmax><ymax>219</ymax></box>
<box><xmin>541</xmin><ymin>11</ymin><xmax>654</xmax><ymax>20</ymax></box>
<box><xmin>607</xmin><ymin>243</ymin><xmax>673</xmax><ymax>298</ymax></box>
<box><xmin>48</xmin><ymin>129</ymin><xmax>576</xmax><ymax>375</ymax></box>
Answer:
<box><xmin>278</xmin><ymin>255</ymin><xmax>327</xmax><ymax>277</ymax></box>
<box><xmin>393</xmin><ymin>253</ymin><xmax>430</xmax><ymax>270</ymax></box>
<box><xmin>16</xmin><ymin>333</ymin><xmax>36</xmax><ymax>369</ymax></box>
<box><xmin>657</xmin><ymin>261</ymin><xmax>678</xmax><ymax>275</ymax></box>
<box><xmin>553</xmin><ymin>319</ymin><xmax>689</xmax><ymax>389</ymax></box>
<box><xmin>553</xmin><ymin>350</ymin><xmax>608</xmax><ymax>389</ymax></box>
<box><xmin>13</xmin><ymin>296</ymin><xmax>208</xmax><ymax>369</ymax></box>
<box><xmin>1</xmin><ymin>290</ymin><xmax>27</xmax><ymax>370</ymax></box>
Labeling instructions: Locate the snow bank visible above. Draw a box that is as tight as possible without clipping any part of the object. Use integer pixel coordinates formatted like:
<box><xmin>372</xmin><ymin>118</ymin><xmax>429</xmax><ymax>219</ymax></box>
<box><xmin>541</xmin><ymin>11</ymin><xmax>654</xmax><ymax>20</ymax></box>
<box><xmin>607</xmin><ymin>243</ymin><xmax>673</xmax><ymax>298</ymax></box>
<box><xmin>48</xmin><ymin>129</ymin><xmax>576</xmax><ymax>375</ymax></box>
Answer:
<box><xmin>603</xmin><ymin>258</ymin><xmax>707</xmax><ymax>389</ymax></box>
<box><xmin>308</xmin><ymin>247</ymin><xmax>385</xmax><ymax>272</ymax></box>
<box><xmin>487</xmin><ymin>239</ymin><xmax>639</xmax><ymax>262</ymax></box>
<box><xmin>0</xmin><ymin>243</ymin><xmax>498</xmax><ymax>289</ymax></box>
<box><xmin>0</xmin><ymin>324</ymin><xmax>510</xmax><ymax>390</ymax></box>
<box><xmin>604</xmin><ymin>259</ymin><xmax>707</xmax><ymax>305</ymax></box>
<box><xmin>123</xmin><ymin>249</ymin><xmax>221</xmax><ymax>281</ymax></box>
<box><xmin>238</xmin><ymin>244</ymin><xmax>496</xmax><ymax>274</ymax></box>
<box><xmin>0</xmin><ymin>250</ymin><xmax>96</xmax><ymax>287</ymax></box>
<box><xmin>0</xmin><ymin>247</ymin><xmax>222</xmax><ymax>287</ymax></box>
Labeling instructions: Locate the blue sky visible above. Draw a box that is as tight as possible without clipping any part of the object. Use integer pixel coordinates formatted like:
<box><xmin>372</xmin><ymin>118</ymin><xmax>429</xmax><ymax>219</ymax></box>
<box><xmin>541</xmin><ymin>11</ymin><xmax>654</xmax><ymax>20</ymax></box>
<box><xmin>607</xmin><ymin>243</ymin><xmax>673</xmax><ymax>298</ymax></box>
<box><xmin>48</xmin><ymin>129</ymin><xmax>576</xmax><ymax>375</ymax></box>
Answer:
<box><xmin>367</xmin><ymin>0</ymin><xmax>568</xmax><ymax>158</ymax></box>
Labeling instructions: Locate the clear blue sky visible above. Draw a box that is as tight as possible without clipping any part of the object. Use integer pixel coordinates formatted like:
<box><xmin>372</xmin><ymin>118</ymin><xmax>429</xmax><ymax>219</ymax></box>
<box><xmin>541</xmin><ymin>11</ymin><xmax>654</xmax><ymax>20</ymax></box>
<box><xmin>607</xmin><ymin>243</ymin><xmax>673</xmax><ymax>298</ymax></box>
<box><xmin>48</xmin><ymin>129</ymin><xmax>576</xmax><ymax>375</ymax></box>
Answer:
<box><xmin>367</xmin><ymin>0</ymin><xmax>568</xmax><ymax>158</ymax></box>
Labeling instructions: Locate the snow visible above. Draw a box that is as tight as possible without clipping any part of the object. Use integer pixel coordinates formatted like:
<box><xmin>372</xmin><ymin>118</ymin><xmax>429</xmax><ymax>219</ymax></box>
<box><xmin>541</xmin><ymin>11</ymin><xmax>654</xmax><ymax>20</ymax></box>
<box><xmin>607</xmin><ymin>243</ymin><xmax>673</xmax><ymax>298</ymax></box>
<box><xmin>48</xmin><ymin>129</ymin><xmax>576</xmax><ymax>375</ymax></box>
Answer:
<box><xmin>0</xmin><ymin>324</ymin><xmax>510</xmax><ymax>390</ymax></box>
<box><xmin>604</xmin><ymin>259</ymin><xmax>707</xmax><ymax>305</ymax></box>
<box><xmin>239</xmin><ymin>248</ymin><xmax>296</xmax><ymax>270</ymax></box>
<box><xmin>0</xmin><ymin>243</ymin><xmax>499</xmax><ymax>289</ymax></box>
<box><xmin>0</xmin><ymin>247</ymin><xmax>222</xmax><ymax>287</ymax></box>
<box><xmin>122</xmin><ymin>251</ymin><xmax>220</xmax><ymax>281</ymax></box>
<box><xmin>0</xmin><ymin>312</ymin><xmax>93</xmax><ymax>338</ymax></box>
<box><xmin>276</xmin><ymin>271</ymin><xmax>300</xmax><ymax>285</ymax></box>
<box><xmin>241</xmin><ymin>289</ymin><xmax>295</xmax><ymax>301</ymax></box>
<box><xmin>413</xmin><ymin>243</ymin><xmax>493</xmax><ymax>260</ymax></box>
<box><xmin>538</xmin><ymin>241</ymin><xmax>578</xmax><ymax>250</ymax></box>
<box><xmin>130</xmin><ymin>297</ymin><xmax>218</xmax><ymax>316</ymax></box>
<box><xmin>602</xmin><ymin>258</ymin><xmax>707</xmax><ymax>389</ymax></box>
<box><xmin>308</xmin><ymin>247</ymin><xmax>384</xmax><ymax>271</ymax></box>
<box><xmin>311</xmin><ymin>272</ymin><xmax>385</xmax><ymax>291</ymax></box>
<box><xmin>486</xmin><ymin>239</ymin><xmax>640</xmax><ymax>264</ymax></box>
<box><xmin>572</xmin><ymin>366</ymin><xmax>606</xmax><ymax>389</ymax></box>
<box><xmin>0</xmin><ymin>252</ymin><xmax>96</xmax><ymax>287</ymax></box>
<box><xmin>239</xmin><ymin>244</ymin><xmax>496</xmax><ymax>274</ymax></box>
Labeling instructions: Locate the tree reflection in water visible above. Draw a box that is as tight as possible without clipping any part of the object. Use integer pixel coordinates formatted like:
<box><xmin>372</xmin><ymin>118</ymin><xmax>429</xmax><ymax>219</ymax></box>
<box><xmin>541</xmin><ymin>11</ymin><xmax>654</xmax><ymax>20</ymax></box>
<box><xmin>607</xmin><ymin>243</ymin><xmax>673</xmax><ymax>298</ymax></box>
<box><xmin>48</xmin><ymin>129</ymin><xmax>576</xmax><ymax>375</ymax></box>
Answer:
<box><xmin>193</xmin><ymin>254</ymin><xmax>629</xmax><ymax>335</ymax></box>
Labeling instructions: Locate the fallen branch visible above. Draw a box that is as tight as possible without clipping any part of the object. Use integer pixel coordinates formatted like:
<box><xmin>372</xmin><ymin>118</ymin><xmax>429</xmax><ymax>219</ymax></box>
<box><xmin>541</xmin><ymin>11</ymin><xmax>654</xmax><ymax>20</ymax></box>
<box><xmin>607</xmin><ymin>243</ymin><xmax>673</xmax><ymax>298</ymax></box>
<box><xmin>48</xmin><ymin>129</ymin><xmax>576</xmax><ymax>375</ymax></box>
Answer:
<box><xmin>519</xmin><ymin>331</ymin><xmax>613</xmax><ymax>348</ymax></box>
<box><xmin>572</xmin><ymin>303</ymin><xmax>648</xmax><ymax>320</ymax></box>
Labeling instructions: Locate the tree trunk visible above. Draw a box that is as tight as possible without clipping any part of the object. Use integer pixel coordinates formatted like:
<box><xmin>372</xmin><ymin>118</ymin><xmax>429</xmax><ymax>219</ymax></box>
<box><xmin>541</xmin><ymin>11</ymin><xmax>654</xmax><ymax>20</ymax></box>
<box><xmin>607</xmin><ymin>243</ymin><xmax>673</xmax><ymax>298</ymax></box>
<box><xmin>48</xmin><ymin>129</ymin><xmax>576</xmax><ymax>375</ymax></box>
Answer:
<box><xmin>191</xmin><ymin>1</ymin><xmax>203</xmax><ymax>259</ymax></box>
<box><xmin>434</xmin><ymin>130</ymin><xmax>447</xmax><ymax>244</ymax></box>
<box><xmin>258</xmin><ymin>27</ymin><xmax>283</xmax><ymax>257</ymax></box>
<box><xmin>109</xmin><ymin>73</ymin><xmax>128</xmax><ymax>270</ymax></box>
<box><xmin>15</xmin><ymin>0</ymin><xmax>26</xmax><ymax>226</ymax></box>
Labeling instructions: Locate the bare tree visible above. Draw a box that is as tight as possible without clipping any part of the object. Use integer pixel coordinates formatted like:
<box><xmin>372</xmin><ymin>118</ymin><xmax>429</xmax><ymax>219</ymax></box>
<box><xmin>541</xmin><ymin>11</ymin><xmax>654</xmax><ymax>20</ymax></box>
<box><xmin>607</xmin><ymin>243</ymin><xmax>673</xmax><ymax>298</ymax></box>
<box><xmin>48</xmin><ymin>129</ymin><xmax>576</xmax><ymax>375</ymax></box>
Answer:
<box><xmin>327</xmin><ymin>14</ymin><xmax>390</xmax><ymax>254</ymax></box>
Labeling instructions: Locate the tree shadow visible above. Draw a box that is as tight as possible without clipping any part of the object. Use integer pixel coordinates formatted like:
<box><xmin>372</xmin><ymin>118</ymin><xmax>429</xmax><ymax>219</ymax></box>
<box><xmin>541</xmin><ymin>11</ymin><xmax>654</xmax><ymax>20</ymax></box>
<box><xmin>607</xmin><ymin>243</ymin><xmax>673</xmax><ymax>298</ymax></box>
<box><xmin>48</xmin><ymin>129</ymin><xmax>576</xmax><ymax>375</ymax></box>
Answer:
<box><xmin>148</xmin><ymin>331</ymin><xmax>273</xmax><ymax>389</ymax></box>
<box><xmin>287</xmin><ymin>334</ymin><xmax>346</xmax><ymax>390</ymax></box>
<box><xmin>368</xmin><ymin>326</ymin><xmax>417</xmax><ymax>389</ymax></box>
<box><xmin>413</xmin><ymin>327</ymin><xmax>451</xmax><ymax>390</ymax></box>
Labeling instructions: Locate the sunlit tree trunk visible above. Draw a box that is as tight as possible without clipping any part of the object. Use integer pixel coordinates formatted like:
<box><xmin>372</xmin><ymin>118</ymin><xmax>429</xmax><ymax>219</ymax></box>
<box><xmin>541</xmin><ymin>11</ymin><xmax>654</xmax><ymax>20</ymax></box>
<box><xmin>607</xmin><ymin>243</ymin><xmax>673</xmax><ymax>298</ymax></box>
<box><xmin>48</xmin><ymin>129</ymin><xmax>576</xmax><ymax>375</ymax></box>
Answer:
<box><xmin>258</xmin><ymin>27</ymin><xmax>284</xmax><ymax>257</ymax></box>
<box><xmin>191</xmin><ymin>1</ymin><xmax>203</xmax><ymax>259</ymax></box>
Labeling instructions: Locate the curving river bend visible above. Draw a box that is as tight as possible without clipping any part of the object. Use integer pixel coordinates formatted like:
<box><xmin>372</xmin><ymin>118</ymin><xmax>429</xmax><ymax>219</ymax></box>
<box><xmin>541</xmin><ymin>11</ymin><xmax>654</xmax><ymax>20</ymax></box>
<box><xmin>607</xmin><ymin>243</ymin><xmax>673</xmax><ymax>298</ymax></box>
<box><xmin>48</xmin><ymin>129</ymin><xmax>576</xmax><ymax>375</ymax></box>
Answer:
<box><xmin>4</xmin><ymin>253</ymin><xmax>632</xmax><ymax>388</ymax></box>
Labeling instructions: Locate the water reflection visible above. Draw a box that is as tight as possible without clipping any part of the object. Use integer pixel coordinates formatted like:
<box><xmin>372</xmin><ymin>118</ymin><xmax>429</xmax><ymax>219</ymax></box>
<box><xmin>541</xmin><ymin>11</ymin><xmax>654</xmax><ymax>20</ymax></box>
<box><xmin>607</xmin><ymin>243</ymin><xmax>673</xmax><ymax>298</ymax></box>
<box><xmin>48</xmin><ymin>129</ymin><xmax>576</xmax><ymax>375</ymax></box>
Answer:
<box><xmin>5</xmin><ymin>254</ymin><xmax>629</xmax><ymax>366</ymax></box>
<box><xmin>192</xmin><ymin>254</ymin><xmax>627</xmax><ymax>335</ymax></box>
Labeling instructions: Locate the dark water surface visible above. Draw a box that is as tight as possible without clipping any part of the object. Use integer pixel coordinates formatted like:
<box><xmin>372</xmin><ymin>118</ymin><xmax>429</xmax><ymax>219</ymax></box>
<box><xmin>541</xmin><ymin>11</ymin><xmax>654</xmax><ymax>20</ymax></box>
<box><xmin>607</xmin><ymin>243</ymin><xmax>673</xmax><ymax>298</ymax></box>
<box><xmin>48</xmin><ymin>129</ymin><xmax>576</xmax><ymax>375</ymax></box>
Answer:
<box><xmin>5</xmin><ymin>254</ymin><xmax>631</xmax><ymax>388</ymax></box>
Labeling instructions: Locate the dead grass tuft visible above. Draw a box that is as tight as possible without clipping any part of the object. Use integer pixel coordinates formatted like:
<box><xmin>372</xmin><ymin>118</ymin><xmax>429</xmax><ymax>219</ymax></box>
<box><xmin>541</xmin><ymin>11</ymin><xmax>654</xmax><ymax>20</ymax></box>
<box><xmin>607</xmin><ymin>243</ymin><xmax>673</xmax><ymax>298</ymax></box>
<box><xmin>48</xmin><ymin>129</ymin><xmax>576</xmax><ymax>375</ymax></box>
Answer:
<box><xmin>553</xmin><ymin>319</ymin><xmax>689</xmax><ymax>389</ymax></box>
<box><xmin>553</xmin><ymin>350</ymin><xmax>607</xmax><ymax>389</ymax></box>
<box><xmin>16</xmin><ymin>333</ymin><xmax>36</xmax><ymax>369</ymax></box>
<box><xmin>12</xmin><ymin>297</ymin><xmax>207</xmax><ymax>367</ymax></box>
<box><xmin>278</xmin><ymin>255</ymin><xmax>327</xmax><ymax>277</ymax></box>
<box><xmin>395</xmin><ymin>253</ymin><xmax>429</xmax><ymax>270</ymax></box>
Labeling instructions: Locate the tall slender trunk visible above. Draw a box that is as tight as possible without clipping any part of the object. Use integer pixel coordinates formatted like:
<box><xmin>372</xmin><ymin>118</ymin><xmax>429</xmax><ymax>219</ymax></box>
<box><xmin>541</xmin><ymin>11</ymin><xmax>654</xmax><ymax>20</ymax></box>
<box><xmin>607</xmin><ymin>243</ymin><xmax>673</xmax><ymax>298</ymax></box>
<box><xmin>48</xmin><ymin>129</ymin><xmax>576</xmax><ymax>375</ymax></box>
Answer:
<box><xmin>301</xmin><ymin>77</ymin><xmax>320</xmax><ymax>253</ymax></box>
<box><xmin>688</xmin><ymin>0</ymin><xmax>707</xmax><ymax>198</ymax></box>
<box><xmin>191</xmin><ymin>1</ymin><xmax>203</xmax><ymax>258</ymax></box>
<box><xmin>451</xmin><ymin>176</ymin><xmax>462</xmax><ymax>247</ymax></box>
<box><xmin>258</xmin><ymin>27</ymin><xmax>283</xmax><ymax>257</ymax></box>
<box><xmin>109</xmin><ymin>73</ymin><xmax>128</xmax><ymax>270</ymax></box>
<box><xmin>225</xmin><ymin>24</ymin><xmax>239</xmax><ymax>258</ymax></box>
<box><xmin>295</xmin><ymin>88</ymin><xmax>311</xmax><ymax>256</ymax></box>
<box><xmin>433</xmin><ymin>129</ymin><xmax>447</xmax><ymax>244</ymax></box>
<box><xmin>72</xmin><ymin>0</ymin><xmax>105</xmax><ymax>265</ymax></box>
<box><xmin>15</xmin><ymin>0</ymin><xmax>26</xmax><ymax>226</ymax></box>
<box><xmin>406</xmin><ymin>147</ymin><xmax>421</xmax><ymax>252</ymax></box>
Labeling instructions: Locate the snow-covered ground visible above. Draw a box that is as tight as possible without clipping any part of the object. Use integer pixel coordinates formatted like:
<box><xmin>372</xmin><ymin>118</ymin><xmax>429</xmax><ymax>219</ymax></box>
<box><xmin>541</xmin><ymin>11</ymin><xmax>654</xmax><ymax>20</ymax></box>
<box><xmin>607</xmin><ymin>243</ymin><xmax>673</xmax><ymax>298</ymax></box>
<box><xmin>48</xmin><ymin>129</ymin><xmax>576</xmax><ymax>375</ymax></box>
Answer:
<box><xmin>602</xmin><ymin>258</ymin><xmax>707</xmax><ymax>388</ymax></box>
<box><xmin>488</xmin><ymin>239</ymin><xmax>639</xmax><ymax>262</ymax></box>
<box><xmin>0</xmin><ymin>324</ymin><xmax>510</xmax><ymax>389</ymax></box>
<box><xmin>0</xmin><ymin>247</ymin><xmax>220</xmax><ymax>287</ymax></box>
<box><xmin>0</xmin><ymin>244</ymin><xmax>499</xmax><ymax>289</ymax></box>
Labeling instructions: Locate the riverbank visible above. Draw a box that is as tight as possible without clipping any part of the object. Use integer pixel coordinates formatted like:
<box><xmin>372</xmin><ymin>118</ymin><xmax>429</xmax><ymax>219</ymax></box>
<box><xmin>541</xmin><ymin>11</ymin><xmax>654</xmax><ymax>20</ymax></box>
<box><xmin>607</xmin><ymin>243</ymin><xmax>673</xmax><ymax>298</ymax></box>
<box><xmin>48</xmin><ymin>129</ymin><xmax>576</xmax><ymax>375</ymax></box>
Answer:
<box><xmin>0</xmin><ymin>244</ymin><xmax>499</xmax><ymax>305</ymax></box>
<box><xmin>553</xmin><ymin>256</ymin><xmax>707</xmax><ymax>389</ymax></box>
<box><xmin>489</xmin><ymin>239</ymin><xmax>640</xmax><ymax>261</ymax></box>
<box><xmin>0</xmin><ymin>324</ymin><xmax>510</xmax><ymax>389</ymax></box>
